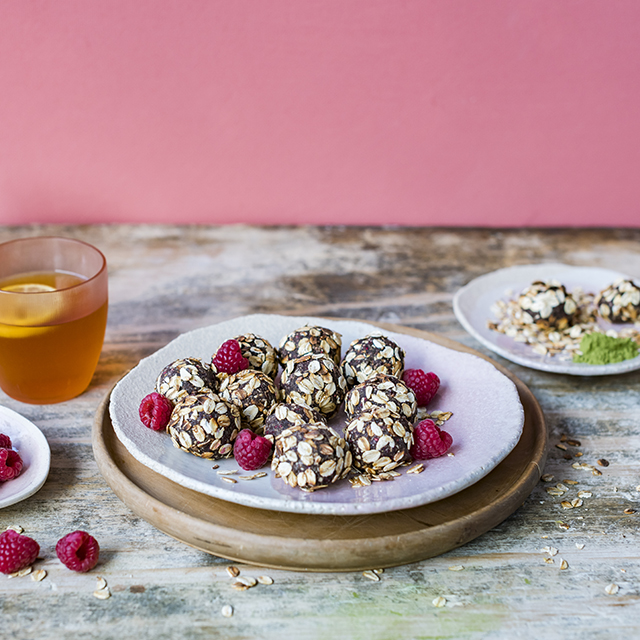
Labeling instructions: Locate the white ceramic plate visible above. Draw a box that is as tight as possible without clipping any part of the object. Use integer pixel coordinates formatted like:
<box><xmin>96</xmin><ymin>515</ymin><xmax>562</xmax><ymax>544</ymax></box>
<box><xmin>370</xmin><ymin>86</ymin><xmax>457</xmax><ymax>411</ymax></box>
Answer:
<box><xmin>109</xmin><ymin>314</ymin><xmax>524</xmax><ymax>515</ymax></box>
<box><xmin>453</xmin><ymin>263</ymin><xmax>640</xmax><ymax>376</ymax></box>
<box><xmin>0</xmin><ymin>405</ymin><xmax>51</xmax><ymax>509</ymax></box>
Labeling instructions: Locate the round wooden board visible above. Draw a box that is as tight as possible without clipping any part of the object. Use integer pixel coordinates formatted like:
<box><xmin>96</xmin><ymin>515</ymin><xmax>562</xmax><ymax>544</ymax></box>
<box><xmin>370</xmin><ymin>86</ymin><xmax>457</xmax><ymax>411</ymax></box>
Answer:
<box><xmin>92</xmin><ymin>321</ymin><xmax>547</xmax><ymax>572</ymax></box>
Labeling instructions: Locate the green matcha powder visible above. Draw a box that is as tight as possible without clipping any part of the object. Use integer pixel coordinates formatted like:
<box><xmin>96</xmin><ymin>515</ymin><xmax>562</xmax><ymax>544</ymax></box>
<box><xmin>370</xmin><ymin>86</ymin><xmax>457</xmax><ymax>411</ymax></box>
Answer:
<box><xmin>573</xmin><ymin>332</ymin><xmax>639</xmax><ymax>365</ymax></box>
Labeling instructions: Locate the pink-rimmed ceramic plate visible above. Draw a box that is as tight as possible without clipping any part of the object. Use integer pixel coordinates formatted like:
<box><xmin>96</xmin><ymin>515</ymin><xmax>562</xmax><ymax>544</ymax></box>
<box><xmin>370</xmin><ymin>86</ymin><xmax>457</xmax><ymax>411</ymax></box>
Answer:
<box><xmin>109</xmin><ymin>315</ymin><xmax>524</xmax><ymax>515</ymax></box>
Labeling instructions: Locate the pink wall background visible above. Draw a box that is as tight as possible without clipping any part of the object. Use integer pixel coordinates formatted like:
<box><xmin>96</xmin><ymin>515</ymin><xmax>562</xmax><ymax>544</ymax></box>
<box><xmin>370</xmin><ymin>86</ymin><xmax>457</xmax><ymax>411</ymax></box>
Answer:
<box><xmin>1</xmin><ymin>0</ymin><xmax>639</xmax><ymax>227</ymax></box>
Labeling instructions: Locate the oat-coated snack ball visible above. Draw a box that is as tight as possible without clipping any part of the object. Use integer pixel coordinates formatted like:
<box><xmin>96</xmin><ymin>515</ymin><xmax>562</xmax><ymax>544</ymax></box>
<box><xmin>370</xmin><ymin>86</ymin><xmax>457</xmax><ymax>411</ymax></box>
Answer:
<box><xmin>516</xmin><ymin>280</ymin><xmax>578</xmax><ymax>330</ymax></box>
<box><xmin>155</xmin><ymin>357</ymin><xmax>217</xmax><ymax>402</ymax></box>
<box><xmin>167</xmin><ymin>392</ymin><xmax>241</xmax><ymax>459</ymax></box>
<box><xmin>341</xmin><ymin>333</ymin><xmax>405</xmax><ymax>387</ymax></box>
<box><xmin>212</xmin><ymin>333</ymin><xmax>279</xmax><ymax>379</ymax></box>
<box><xmin>218</xmin><ymin>369</ymin><xmax>278</xmax><ymax>432</ymax></box>
<box><xmin>595</xmin><ymin>279</ymin><xmax>640</xmax><ymax>323</ymax></box>
<box><xmin>345</xmin><ymin>373</ymin><xmax>417</xmax><ymax>423</ymax></box>
<box><xmin>271</xmin><ymin>423</ymin><xmax>352</xmax><ymax>492</ymax></box>
<box><xmin>279</xmin><ymin>353</ymin><xmax>347</xmax><ymax>420</ymax></box>
<box><xmin>263</xmin><ymin>402</ymin><xmax>326</xmax><ymax>443</ymax></box>
<box><xmin>344</xmin><ymin>409</ymin><xmax>414</xmax><ymax>476</ymax></box>
<box><xmin>278</xmin><ymin>325</ymin><xmax>342</xmax><ymax>367</ymax></box>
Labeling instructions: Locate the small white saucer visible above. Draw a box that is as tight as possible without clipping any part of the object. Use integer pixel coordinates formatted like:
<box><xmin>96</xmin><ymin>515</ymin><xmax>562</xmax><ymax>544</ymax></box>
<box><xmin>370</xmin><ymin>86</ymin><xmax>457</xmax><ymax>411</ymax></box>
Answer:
<box><xmin>453</xmin><ymin>263</ymin><xmax>640</xmax><ymax>376</ymax></box>
<box><xmin>0</xmin><ymin>405</ymin><xmax>51</xmax><ymax>509</ymax></box>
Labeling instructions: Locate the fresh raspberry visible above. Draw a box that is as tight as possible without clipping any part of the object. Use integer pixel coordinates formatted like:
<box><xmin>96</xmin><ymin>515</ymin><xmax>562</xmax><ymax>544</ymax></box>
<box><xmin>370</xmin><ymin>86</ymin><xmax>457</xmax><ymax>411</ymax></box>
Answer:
<box><xmin>410</xmin><ymin>419</ymin><xmax>453</xmax><ymax>460</ymax></box>
<box><xmin>403</xmin><ymin>369</ymin><xmax>440</xmax><ymax>406</ymax></box>
<box><xmin>0</xmin><ymin>433</ymin><xmax>11</xmax><ymax>449</ymax></box>
<box><xmin>0</xmin><ymin>448</ymin><xmax>23</xmax><ymax>481</ymax></box>
<box><xmin>56</xmin><ymin>531</ymin><xmax>100</xmax><ymax>572</ymax></box>
<box><xmin>139</xmin><ymin>392</ymin><xmax>174</xmax><ymax>431</ymax></box>
<box><xmin>212</xmin><ymin>339</ymin><xmax>249</xmax><ymax>375</ymax></box>
<box><xmin>0</xmin><ymin>530</ymin><xmax>40</xmax><ymax>574</ymax></box>
<box><xmin>233</xmin><ymin>429</ymin><xmax>272</xmax><ymax>471</ymax></box>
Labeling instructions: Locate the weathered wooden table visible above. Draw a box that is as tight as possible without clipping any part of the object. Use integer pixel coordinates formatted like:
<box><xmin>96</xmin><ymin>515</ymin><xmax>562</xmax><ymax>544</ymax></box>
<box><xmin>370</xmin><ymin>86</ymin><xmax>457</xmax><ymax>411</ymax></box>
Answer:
<box><xmin>1</xmin><ymin>225</ymin><xmax>639</xmax><ymax>639</ymax></box>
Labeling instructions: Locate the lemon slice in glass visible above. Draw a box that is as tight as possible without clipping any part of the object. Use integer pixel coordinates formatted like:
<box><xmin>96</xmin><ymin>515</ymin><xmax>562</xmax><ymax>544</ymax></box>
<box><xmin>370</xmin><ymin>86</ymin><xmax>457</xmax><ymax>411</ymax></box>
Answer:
<box><xmin>1</xmin><ymin>283</ymin><xmax>56</xmax><ymax>293</ymax></box>
<box><xmin>0</xmin><ymin>282</ymin><xmax>58</xmax><ymax>337</ymax></box>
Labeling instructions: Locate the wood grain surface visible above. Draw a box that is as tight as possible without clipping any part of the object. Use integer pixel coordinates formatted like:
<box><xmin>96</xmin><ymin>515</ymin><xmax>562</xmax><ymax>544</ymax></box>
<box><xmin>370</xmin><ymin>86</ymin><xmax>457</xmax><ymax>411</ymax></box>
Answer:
<box><xmin>1</xmin><ymin>225</ymin><xmax>640</xmax><ymax>639</ymax></box>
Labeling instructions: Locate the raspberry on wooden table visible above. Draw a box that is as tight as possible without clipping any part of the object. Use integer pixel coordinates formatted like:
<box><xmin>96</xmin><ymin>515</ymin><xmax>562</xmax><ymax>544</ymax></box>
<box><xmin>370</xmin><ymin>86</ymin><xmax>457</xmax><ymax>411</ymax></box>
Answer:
<box><xmin>0</xmin><ymin>529</ymin><xmax>40</xmax><ymax>574</ymax></box>
<box><xmin>403</xmin><ymin>369</ymin><xmax>440</xmax><ymax>406</ymax></box>
<box><xmin>139</xmin><ymin>392</ymin><xmax>174</xmax><ymax>431</ymax></box>
<box><xmin>56</xmin><ymin>531</ymin><xmax>100</xmax><ymax>572</ymax></box>
<box><xmin>410</xmin><ymin>419</ymin><xmax>453</xmax><ymax>460</ymax></box>
<box><xmin>0</xmin><ymin>433</ymin><xmax>12</xmax><ymax>449</ymax></box>
<box><xmin>233</xmin><ymin>429</ymin><xmax>272</xmax><ymax>471</ymax></box>
<box><xmin>0</xmin><ymin>448</ymin><xmax>23</xmax><ymax>481</ymax></box>
<box><xmin>212</xmin><ymin>340</ymin><xmax>250</xmax><ymax>375</ymax></box>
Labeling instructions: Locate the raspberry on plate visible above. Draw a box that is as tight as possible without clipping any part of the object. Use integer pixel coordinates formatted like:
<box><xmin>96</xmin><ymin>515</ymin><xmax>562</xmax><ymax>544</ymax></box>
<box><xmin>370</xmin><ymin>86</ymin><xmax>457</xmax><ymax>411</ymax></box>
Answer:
<box><xmin>233</xmin><ymin>429</ymin><xmax>272</xmax><ymax>471</ymax></box>
<box><xmin>56</xmin><ymin>531</ymin><xmax>100</xmax><ymax>572</ymax></box>
<box><xmin>403</xmin><ymin>369</ymin><xmax>440</xmax><ymax>406</ymax></box>
<box><xmin>0</xmin><ymin>529</ymin><xmax>40</xmax><ymax>574</ymax></box>
<box><xmin>0</xmin><ymin>433</ymin><xmax>12</xmax><ymax>449</ymax></box>
<box><xmin>410</xmin><ymin>419</ymin><xmax>453</xmax><ymax>460</ymax></box>
<box><xmin>212</xmin><ymin>339</ymin><xmax>250</xmax><ymax>376</ymax></box>
<box><xmin>0</xmin><ymin>448</ymin><xmax>23</xmax><ymax>481</ymax></box>
<box><xmin>139</xmin><ymin>392</ymin><xmax>174</xmax><ymax>431</ymax></box>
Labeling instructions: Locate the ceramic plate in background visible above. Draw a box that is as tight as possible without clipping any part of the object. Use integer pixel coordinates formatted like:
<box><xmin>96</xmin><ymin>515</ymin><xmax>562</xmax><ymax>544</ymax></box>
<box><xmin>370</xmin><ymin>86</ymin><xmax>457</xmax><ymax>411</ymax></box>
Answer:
<box><xmin>109</xmin><ymin>314</ymin><xmax>524</xmax><ymax>515</ymax></box>
<box><xmin>453</xmin><ymin>263</ymin><xmax>640</xmax><ymax>376</ymax></box>
<box><xmin>0</xmin><ymin>405</ymin><xmax>51</xmax><ymax>509</ymax></box>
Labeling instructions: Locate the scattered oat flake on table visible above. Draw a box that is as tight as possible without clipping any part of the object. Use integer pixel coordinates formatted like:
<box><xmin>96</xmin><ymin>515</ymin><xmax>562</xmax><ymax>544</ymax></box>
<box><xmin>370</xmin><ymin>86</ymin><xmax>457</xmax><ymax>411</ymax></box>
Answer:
<box><xmin>597</xmin><ymin>459</ymin><xmax>610</xmax><ymax>467</ymax></box>
<box><xmin>226</xmin><ymin>566</ymin><xmax>240</xmax><ymax>578</ymax></box>
<box><xmin>541</xmin><ymin>474</ymin><xmax>554</xmax><ymax>482</ymax></box>
<box><xmin>448</xmin><ymin>565</ymin><xmax>464</xmax><ymax>572</ymax></box>
<box><xmin>558</xmin><ymin>522</ymin><xmax>570</xmax><ymax>530</ymax></box>
<box><xmin>406</xmin><ymin>464</ymin><xmax>424</xmax><ymax>474</ymax></box>
<box><xmin>576</xmin><ymin>543</ymin><xmax>585</xmax><ymax>550</ymax></box>
<box><xmin>544</xmin><ymin>558</ymin><xmax>554</xmax><ymax>565</ymax></box>
<box><xmin>577</xmin><ymin>491</ymin><xmax>592</xmax><ymax>498</ymax></box>
<box><xmin>6</xmin><ymin>525</ymin><xmax>24</xmax><ymax>533</ymax></box>
<box><xmin>605</xmin><ymin>583</ymin><xmax>619</xmax><ymax>595</ymax></box>
<box><xmin>257</xmin><ymin>575</ymin><xmax>273</xmax><ymax>585</ymax></box>
<box><xmin>236</xmin><ymin>576</ymin><xmax>257</xmax><ymax>587</ymax></box>
<box><xmin>363</xmin><ymin>570</ymin><xmax>380</xmax><ymax>581</ymax></box>
<box><xmin>432</xmin><ymin>596</ymin><xmax>447</xmax><ymax>607</ymax></box>
<box><xmin>563</xmin><ymin>479</ymin><xmax>578</xmax><ymax>485</ymax></box>
<box><xmin>221</xmin><ymin>605</ymin><xmax>234</xmax><ymax>618</ymax></box>
<box><xmin>623</xmin><ymin>508</ymin><xmax>637</xmax><ymax>515</ymax></box>
<box><xmin>559</xmin><ymin>559</ymin><xmax>569</xmax><ymax>570</ymax></box>
<box><xmin>221</xmin><ymin>477</ymin><xmax>237</xmax><ymax>484</ymax></box>
<box><xmin>561</xmin><ymin>501</ymin><xmax>573</xmax><ymax>509</ymax></box>
<box><xmin>93</xmin><ymin>588</ymin><xmax>111</xmax><ymax>600</ymax></box>
<box><xmin>95</xmin><ymin>576</ymin><xmax>108</xmax><ymax>590</ymax></box>
<box><xmin>541</xmin><ymin>546</ymin><xmax>559</xmax><ymax>556</ymax></box>
<box><xmin>31</xmin><ymin>569</ymin><xmax>47</xmax><ymax>582</ymax></box>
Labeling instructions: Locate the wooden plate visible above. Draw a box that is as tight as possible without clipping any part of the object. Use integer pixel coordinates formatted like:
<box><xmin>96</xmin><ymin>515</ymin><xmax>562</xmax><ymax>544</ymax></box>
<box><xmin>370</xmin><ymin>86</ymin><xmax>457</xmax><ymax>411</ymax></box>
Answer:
<box><xmin>92</xmin><ymin>322</ymin><xmax>547</xmax><ymax>572</ymax></box>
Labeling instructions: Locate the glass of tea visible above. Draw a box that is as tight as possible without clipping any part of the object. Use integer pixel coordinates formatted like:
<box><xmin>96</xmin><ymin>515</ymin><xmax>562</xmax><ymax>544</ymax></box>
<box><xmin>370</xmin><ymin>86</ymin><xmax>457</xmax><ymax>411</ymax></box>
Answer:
<box><xmin>0</xmin><ymin>236</ymin><xmax>108</xmax><ymax>404</ymax></box>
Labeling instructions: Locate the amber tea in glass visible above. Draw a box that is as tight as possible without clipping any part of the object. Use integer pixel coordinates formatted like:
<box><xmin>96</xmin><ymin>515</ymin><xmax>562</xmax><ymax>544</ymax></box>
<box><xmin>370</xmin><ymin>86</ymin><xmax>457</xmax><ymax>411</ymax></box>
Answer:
<box><xmin>0</xmin><ymin>237</ymin><xmax>108</xmax><ymax>404</ymax></box>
